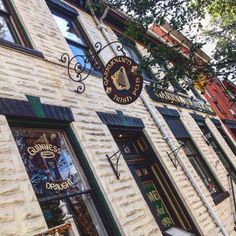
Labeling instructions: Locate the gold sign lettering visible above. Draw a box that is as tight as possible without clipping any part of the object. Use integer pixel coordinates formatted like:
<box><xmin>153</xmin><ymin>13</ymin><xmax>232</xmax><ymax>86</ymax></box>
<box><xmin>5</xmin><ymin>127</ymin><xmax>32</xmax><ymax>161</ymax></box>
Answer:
<box><xmin>147</xmin><ymin>190</ymin><xmax>160</xmax><ymax>202</ymax></box>
<box><xmin>150</xmin><ymin>87</ymin><xmax>214</xmax><ymax>114</ymax></box>
<box><xmin>103</xmin><ymin>56</ymin><xmax>143</xmax><ymax>105</ymax></box>
<box><xmin>45</xmin><ymin>178</ymin><xmax>73</xmax><ymax>191</ymax></box>
<box><xmin>27</xmin><ymin>144</ymin><xmax>61</xmax><ymax>156</ymax></box>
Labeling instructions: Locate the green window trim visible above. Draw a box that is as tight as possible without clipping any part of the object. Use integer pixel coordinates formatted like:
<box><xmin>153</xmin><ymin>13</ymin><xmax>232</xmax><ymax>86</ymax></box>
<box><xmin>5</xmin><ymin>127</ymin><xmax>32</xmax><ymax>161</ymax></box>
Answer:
<box><xmin>8</xmin><ymin>0</ymin><xmax>33</xmax><ymax>48</ymax></box>
<box><xmin>7</xmin><ymin>118</ymin><xmax>122</xmax><ymax>236</ymax></box>
<box><xmin>159</xmin><ymin>112</ymin><xmax>228</xmax><ymax>204</ymax></box>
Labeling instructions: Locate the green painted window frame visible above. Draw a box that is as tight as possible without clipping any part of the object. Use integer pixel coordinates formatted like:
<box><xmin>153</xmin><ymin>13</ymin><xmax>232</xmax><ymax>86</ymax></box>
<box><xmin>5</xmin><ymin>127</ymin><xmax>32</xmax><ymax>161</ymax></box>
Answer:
<box><xmin>7</xmin><ymin>118</ymin><xmax>121</xmax><ymax>236</ymax></box>
<box><xmin>162</xmin><ymin>115</ymin><xmax>229</xmax><ymax>205</ymax></box>
<box><xmin>0</xmin><ymin>0</ymin><xmax>44</xmax><ymax>57</ymax></box>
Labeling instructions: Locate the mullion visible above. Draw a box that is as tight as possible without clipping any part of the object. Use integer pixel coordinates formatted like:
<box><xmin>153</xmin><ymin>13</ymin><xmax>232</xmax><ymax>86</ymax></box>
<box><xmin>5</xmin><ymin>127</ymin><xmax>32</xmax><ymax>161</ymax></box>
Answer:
<box><xmin>66</xmin><ymin>38</ymin><xmax>88</xmax><ymax>50</ymax></box>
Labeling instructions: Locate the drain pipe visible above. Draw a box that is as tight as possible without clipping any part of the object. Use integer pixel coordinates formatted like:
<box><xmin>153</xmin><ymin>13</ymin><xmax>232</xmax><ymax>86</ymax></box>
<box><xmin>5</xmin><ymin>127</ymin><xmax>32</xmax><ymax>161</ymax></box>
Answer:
<box><xmin>87</xmin><ymin>3</ymin><xmax>228</xmax><ymax>235</ymax></box>
<box><xmin>140</xmin><ymin>93</ymin><xmax>228</xmax><ymax>236</ymax></box>
<box><xmin>87</xmin><ymin>1</ymin><xmax>119</xmax><ymax>56</ymax></box>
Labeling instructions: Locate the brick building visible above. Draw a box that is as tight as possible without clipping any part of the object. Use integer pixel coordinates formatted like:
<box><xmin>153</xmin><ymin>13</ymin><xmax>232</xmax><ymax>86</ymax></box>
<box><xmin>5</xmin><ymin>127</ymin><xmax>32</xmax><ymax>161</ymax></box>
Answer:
<box><xmin>204</xmin><ymin>79</ymin><xmax>236</xmax><ymax>142</ymax></box>
<box><xmin>0</xmin><ymin>0</ymin><xmax>236</xmax><ymax>236</ymax></box>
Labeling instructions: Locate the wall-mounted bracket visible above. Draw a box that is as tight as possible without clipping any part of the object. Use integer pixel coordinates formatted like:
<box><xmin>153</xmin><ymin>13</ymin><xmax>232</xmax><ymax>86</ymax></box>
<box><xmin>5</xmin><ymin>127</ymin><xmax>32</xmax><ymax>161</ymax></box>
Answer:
<box><xmin>167</xmin><ymin>141</ymin><xmax>185</xmax><ymax>169</ymax></box>
<box><xmin>106</xmin><ymin>143</ymin><xmax>130</xmax><ymax>180</ymax></box>
<box><xmin>59</xmin><ymin>41</ymin><xmax>126</xmax><ymax>93</ymax></box>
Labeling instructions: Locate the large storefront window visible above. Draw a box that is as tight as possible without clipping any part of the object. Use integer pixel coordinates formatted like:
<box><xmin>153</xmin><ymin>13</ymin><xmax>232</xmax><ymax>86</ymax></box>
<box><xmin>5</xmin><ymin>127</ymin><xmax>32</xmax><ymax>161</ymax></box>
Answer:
<box><xmin>110</xmin><ymin>129</ymin><xmax>199</xmax><ymax>235</ymax></box>
<box><xmin>194</xmin><ymin>119</ymin><xmax>236</xmax><ymax>182</ymax></box>
<box><xmin>11</xmin><ymin>127</ymin><xmax>107</xmax><ymax>235</ymax></box>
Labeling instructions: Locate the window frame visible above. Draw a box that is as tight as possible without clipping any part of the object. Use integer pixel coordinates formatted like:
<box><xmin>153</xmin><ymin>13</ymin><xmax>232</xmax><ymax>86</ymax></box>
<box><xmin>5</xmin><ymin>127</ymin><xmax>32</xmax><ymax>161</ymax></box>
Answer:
<box><xmin>0</xmin><ymin>0</ymin><xmax>20</xmax><ymax>44</ymax></box>
<box><xmin>7</xmin><ymin>117</ymin><xmax>121</xmax><ymax>236</ymax></box>
<box><xmin>0</xmin><ymin>0</ymin><xmax>43</xmax><ymax>57</ymax></box>
<box><xmin>213</xmin><ymin>121</ymin><xmax>236</xmax><ymax>156</ymax></box>
<box><xmin>114</xmin><ymin>31</ymin><xmax>156</xmax><ymax>82</ymax></box>
<box><xmin>195</xmin><ymin>119</ymin><xmax>236</xmax><ymax>183</ymax></box>
<box><xmin>48</xmin><ymin>1</ymin><xmax>102</xmax><ymax>76</ymax></box>
<box><xmin>162</xmin><ymin>115</ymin><xmax>228</xmax><ymax>205</ymax></box>
<box><xmin>109</xmin><ymin>127</ymin><xmax>200</xmax><ymax>235</ymax></box>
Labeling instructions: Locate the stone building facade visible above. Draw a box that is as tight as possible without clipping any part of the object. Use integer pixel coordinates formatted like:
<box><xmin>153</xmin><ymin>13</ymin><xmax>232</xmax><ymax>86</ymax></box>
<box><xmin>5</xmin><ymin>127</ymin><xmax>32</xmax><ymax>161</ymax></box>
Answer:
<box><xmin>0</xmin><ymin>0</ymin><xmax>236</xmax><ymax>236</ymax></box>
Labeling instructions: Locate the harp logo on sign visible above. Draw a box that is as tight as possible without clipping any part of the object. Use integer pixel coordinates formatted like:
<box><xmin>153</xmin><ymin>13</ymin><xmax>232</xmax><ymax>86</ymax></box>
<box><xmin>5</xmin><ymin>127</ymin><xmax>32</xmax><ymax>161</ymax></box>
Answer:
<box><xmin>103</xmin><ymin>56</ymin><xmax>143</xmax><ymax>105</ymax></box>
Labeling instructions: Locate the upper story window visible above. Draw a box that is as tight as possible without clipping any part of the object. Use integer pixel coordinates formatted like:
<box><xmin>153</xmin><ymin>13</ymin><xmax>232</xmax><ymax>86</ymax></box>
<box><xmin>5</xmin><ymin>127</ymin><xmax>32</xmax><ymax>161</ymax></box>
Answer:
<box><xmin>51</xmin><ymin>8</ymin><xmax>93</xmax><ymax>70</ymax></box>
<box><xmin>194</xmin><ymin>119</ymin><xmax>236</xmax><ymax>182</ymax></box>
<box><xmin>157</xmin><ymin>108</ymin><xmax>228</xmax><ymax>204</ymax></box>
<box><xmin>213</xmin><ymin>121</ymin><xmax>236</xmax><ymax>156</ymax></box>
<box><xmin>115</xmin><ymin>32</ymin><xmax>154</xmax><ymax>82</ymax></box>
<box><xmin>0</xmin><ymin>0</ymin><xmax>20</xmax><ymax>44</ymax></box>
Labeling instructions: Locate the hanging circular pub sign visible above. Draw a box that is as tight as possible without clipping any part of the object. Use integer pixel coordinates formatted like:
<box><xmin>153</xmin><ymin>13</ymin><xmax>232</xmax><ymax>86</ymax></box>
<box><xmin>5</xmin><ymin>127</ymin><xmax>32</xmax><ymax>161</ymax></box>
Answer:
<box><xmin>103</xmin><ymin>56</ymin><xmax>143</xmax><ymax>104</ymax></box>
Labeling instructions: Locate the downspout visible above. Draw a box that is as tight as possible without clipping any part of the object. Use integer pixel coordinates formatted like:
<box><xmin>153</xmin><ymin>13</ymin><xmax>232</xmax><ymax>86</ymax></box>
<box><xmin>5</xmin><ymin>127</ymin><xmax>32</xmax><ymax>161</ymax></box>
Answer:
<box><xmin>87</xmin><ymin>0</ymin><xmax>118</xmax><ymax>55</ymax></box>
<box><xmin>140</xmin><ymin>93</ymin><xmax>229</xmax><ymax>236</ymax></box>
<box><xmin>88</xmin><ymin>3</ymin><xmax>228</xmax><ymax>235</ymax></box>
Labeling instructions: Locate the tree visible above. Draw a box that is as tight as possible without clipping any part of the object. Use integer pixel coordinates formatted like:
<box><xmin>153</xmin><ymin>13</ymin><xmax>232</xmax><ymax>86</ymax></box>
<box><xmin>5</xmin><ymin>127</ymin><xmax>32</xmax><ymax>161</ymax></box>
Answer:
<box><xmin>91</xmin><ymin>0</ymin><xmax>236</xmax><ymax>102</ymax></box>
<box><xmin>203</xmin><ymin>0</ymin><xmax>236</xmax><ymax>99</ymax></box>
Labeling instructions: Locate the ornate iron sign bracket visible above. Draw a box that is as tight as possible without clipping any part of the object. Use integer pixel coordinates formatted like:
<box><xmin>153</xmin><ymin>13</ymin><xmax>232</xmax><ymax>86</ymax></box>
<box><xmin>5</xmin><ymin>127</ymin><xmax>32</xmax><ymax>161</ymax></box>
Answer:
<box><xmin>59</xmin><ymin>41</ymin><xmax>126</xmax><ymax>93</ymax></box>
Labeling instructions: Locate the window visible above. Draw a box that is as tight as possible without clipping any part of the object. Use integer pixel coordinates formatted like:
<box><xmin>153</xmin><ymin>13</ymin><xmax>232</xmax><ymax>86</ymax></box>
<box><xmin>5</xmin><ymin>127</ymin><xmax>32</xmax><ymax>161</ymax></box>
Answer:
<box><xmin>213</xmin><ymin>121</ymin><xmax>236</xmax><ymax>156</ymax></box>
<box><xmin>51</xmin><ymin>8</ymin><xmax>94</xmax><ymax>70</ymax></box>
<box><xmin>161</xmin><ymin>64</ymin><xmax>188</xmax><ymax>94</ymax></box>
<box><xmin>11</xmin><ymin>127</ymin><xmax>108</xmax><ymax>235</ymax></box>
<box><xmin>162</xmin><ymin>114</ymin><xmax>227</xmax><ymax>204</ymax></box>
<box><xmin>0</xmin><ymin>0</ymin><xmax>20</xmax><ymax>43</ymax></box>
<box><xmin>48</xmin><ymin>2</ymin><xmax>101</xmax><ymax>73</ymax></box>
<box><xmin>115</xmin><ymin>32</ymin><xmax>154</xmax><ymax>82</ymax></box>
<box><xmin>195</xmin><ymin>119</ymin><xmax>236</xmax><ymax>182</ymax></box>
<box><xmin>190</xmin><ymin>86</ymin><xmax>204</xmax><ymax>100</ymax></box>
<box><xmin>109</xmin><ymin>129</ymin><xmax>199</xmax><ymax>235</ymax></box>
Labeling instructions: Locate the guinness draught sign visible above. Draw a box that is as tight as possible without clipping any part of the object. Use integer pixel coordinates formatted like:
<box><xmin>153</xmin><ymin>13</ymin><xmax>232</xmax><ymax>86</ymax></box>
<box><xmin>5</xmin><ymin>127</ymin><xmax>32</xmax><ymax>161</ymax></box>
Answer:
<box><xmin>103</xmin><ymin>56</ymin><xmax>143</xmax><ymax>104</ymax></box>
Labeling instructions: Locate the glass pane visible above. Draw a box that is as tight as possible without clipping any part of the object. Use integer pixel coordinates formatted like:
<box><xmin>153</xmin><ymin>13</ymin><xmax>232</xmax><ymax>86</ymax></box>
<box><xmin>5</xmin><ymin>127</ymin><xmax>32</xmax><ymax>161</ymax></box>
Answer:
<box><xmin>0</xmin><ymin>0</ymin><xmax>6</xmax><ymax>12</ymax></box>
<box><xmin>12</xmin><ymin>128</ymin><xmax>84</xmax><ymax>199</ymax></box>
<box><xmin>11</xmin><ymin>128</ymin><xmax>107</xmax><ymax>235</ymax></box>
<box><xmin>52</xmin><ymin>12</ymin><xmax>85</xmax><ymax>46</ymax></box>
<box><xmin>125</xmin><ymin>45</ymin><xmax>140</xmax><ymax>64</ymax></box>
<box><xmin>0</xmin><ymin>16</ymin><xmax>15</xmax><ymax>43</ymax></box>
<box><xmin>68</xmin><ymin>42</ymin><xmax>92</xmax><ymax>70</ymax></box>
<box><xmin>180</xmin><ymin>139</ymin><xmax>220</xmax><ymax>195</ymax></box>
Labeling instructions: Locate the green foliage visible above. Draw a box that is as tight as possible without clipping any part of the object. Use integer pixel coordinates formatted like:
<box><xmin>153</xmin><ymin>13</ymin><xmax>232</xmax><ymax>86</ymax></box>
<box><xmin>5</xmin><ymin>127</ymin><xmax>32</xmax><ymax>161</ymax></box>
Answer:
<box><xmin>93</xmin><ymin>0</ymin><xmax>235</xmax><ymax>102</ymax></box>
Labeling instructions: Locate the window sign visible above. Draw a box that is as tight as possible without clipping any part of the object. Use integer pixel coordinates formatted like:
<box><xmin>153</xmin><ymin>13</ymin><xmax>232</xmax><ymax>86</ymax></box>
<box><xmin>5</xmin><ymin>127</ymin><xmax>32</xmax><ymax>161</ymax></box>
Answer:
<box><xmin>12</xmin><ymin>128</ymin><xmax>85</xmax><ymax>200</ymax></box>
<box><xmin>11</xmin><ymin>127</ymin><xmax>108</xmax><ymax>235</ymax></box>
<box><xmin>142</xmin><ymin>180</ymin><xmax>174</xmax><ymax>229</ymax></box>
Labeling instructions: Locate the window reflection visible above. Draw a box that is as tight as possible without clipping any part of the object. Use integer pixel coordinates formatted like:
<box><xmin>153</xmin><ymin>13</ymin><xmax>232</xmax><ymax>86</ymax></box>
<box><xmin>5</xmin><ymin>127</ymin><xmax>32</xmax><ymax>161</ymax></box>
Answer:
<box><xmin>12</xmin><ymin>129</ymin><xmax>83</xmax><ymax>199</ymax></box>
<box><xmin>11</xmin><ymin>128</ymin><xmax>106</xmax><ymax>235</ymax></box>
<box><xmin>0</xmin><ymin>16</ymin><xmax>15</xmax><ymax>43</ymax></box>
<box><xmin>52</xmin><ymin>13</ymin><xmax>85</xmax><ymax>46</ymax></box>
<box><xmin>0</xmin><ymin>0</ymin><xmax>6</xmax><ymax>12</ymax></box>
<box><xmin>51</xmin><ymin>10</ymin><xmax>96</xmax><ymax>72</ymax></box>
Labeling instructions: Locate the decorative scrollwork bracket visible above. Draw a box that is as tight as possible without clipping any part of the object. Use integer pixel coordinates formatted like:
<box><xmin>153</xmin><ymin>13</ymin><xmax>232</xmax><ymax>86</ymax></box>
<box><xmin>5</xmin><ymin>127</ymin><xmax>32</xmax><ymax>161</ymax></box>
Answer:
<box><xmin>59</xmin><ymin>41</ymin><xmax>126</xmax><ymax>93</ymax></box>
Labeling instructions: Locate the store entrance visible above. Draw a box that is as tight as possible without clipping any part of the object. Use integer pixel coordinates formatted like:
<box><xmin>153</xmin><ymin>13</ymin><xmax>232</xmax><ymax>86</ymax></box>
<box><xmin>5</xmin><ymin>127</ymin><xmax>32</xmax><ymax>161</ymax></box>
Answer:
<box><xmin>110</xmin><ymin>128</ymin><xmax>199</xmax><ymax>235</ymax></box>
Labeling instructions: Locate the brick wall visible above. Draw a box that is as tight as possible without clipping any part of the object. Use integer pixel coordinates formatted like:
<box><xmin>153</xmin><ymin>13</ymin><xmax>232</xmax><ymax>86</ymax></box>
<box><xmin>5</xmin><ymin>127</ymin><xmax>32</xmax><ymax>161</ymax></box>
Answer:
<box><xmin>0</xmin><ymin>0</ymin><xmax>235</xmax><ymax>235</ymax></box>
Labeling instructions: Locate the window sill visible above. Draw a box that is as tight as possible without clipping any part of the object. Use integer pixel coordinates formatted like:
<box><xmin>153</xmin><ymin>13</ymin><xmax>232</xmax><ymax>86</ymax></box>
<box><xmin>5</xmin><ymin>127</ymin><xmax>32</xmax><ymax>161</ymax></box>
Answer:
<box><xmin>212</xmin><ymin>191</ymin><xmax>229</xmax><ymax>205</ymax></box>
<box><xmin>0</xmin><ymin>38</ymin><xmax>44</xmax><ymax>58</ymax></box>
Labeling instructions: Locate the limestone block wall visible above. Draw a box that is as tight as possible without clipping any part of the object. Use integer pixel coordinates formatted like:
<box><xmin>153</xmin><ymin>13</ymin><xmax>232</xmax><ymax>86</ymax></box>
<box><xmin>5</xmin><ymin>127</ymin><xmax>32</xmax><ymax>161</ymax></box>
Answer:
<box><xmin>0</xmin><ymin>0</ymin><xmax>235</xmax><ymax>235</ymax></box>
<box><xmin>0</xmin><ymin>115</ymin><xmax>47</xmax><ymax>236</ymax></box>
